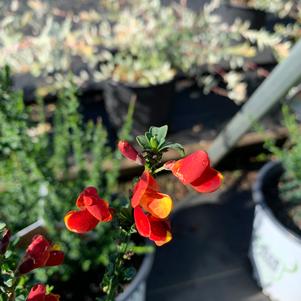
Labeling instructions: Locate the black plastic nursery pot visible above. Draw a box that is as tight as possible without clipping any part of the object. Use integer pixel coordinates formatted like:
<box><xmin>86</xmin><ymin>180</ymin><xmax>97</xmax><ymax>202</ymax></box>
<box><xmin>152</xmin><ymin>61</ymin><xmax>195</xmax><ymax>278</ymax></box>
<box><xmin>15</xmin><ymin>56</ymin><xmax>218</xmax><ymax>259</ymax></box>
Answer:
<box><xmin>116</xmin><ymin>250</ymin><xmax>154</xmax><ymax>301</ymax></box>
<box><xmin>49</xmin><ymin>245</ymin><xmax>154</xmax><ymax>301</ymax></box>
<box><xmin>216</xmin><ymin>3</ymin><xmax>266</xmax><ymax>30</ymax></box>
<box><xmin>249</xmin><ymin>161</ymin><xmax>301</xmax><ymax>301</ymax></box>
<box><xmin>103</xmin><ymin>79</ymin><xmax>175</xmax><ymax>136</ymax></box>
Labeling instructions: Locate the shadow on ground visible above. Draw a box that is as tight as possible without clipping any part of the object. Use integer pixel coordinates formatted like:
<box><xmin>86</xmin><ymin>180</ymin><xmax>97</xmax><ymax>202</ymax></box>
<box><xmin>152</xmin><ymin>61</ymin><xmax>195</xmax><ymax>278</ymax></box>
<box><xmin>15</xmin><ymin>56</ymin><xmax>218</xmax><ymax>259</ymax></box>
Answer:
<box><xmin>146</xmin><ymin>173</ymin><xmax>270</xmax><ymax>301</ymax></box>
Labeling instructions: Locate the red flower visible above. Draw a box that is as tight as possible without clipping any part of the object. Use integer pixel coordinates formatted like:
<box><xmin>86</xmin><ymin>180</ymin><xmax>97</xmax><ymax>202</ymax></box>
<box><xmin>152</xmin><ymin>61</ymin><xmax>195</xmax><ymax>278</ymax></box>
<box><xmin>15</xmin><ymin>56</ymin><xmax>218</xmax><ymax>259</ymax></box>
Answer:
<box><xmin>18</xmin><ymin>235</ymin><xmax>64</xmax><ymax>274</ymax></box>
<box><xmin>131</xmin><ymin>171</ymin><xmax>173</xmax><ymax>219</ymax></box>
<box><xmin>26</xmin><ymin>284</ymin><xmax>60</xmax><ymax>301</ymax></box>
<box><xmin>134</xmin><ymin>206</ymin><xmax>172</xmax><ymax>246</ymax></box>
<box><xmin>64</xmin><ymin>187</ymin><xmax>113</xmax><ymax>233</ymax></box>
<box><xmin>118</xmin><ymin>140</ymin><xmax>145</xmax><ymax>165</ymax></box>
<box><xmin>164</xmin><ymin>150</ymin><xmax>223</xmax><ymax>193</ymax></box>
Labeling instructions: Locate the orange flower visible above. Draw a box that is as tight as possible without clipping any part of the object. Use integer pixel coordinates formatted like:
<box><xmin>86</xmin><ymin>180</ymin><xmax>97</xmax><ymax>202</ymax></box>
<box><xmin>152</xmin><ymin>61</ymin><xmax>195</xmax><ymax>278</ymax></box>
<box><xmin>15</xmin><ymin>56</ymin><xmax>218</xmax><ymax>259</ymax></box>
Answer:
<box><xmin>118</xmin><ymin>140</ymin><xmax>145</xmax><ymax>165</ymax></box>
<box><xmin>26</xmin><ymin>284</ymin><xmax>60</xmax><ymax>301</ymax></box>
<box><xmin>134</xmin><ymin>206</ymin><xmax>172</xmax><ymax>246</ymax></box>
<box><xmin>18</xmin><ymin>235</ymin><xmax>64</xmax><ymax>274</ymax></box>
<box><xmin>64</xmin><ymin>187</ymin><xmax>112</xmax><ymax>234</ymax></box>
<box><xmin>131</xmin><ymin>171</ymin><xmax>173</xmax><ymax>219</ymax></box>
<box><xmin>131</xmin><ymin>171</ymin><xmax>173</xmax><ymax>246</ymax></box>
<box><xmin>165</xmin><ymin>150</ymin><xmax>223</xmax><ymax>193</ymax></box>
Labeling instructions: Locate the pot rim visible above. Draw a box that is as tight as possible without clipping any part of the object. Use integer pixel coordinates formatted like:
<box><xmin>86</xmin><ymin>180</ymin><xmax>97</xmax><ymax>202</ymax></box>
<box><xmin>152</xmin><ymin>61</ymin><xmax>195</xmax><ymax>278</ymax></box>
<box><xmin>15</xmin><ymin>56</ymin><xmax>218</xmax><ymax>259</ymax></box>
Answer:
<box><xmin>105</xmin><ymin>77</ymin><xmax>176</xmax><ymax>90</ymax></box>
<box><xmin>252</xmin><ymin>160</ymin><xmax>301</xmax><ymax>244</ymax></box>
<box><xmin>223</xmin><ymin>2</ymin><xmax>265</xmax><ymax>12</ymax></box>
<box><xmin>116</xmin><ymin>246</ymin><xmax>155</xmax><ymax>301</ymax></box>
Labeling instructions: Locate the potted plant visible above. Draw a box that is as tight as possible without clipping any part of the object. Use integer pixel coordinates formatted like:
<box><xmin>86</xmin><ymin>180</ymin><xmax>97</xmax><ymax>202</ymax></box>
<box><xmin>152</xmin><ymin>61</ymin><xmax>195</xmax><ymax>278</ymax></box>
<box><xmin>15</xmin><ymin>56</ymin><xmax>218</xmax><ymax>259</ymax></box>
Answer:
<box><xmin>249</xmin><ymin>105</ymin><xmax>301</xmax><ymax>301</ymax></box>
<box><xmin>98</xmin><ymin>50</ymin><xmax>176</xmax><ymax>136</ymax></box>
<box><xmin>1</xmin><ymin>125</ymin><xmax>223</xmax><ymax>300</ymax></box>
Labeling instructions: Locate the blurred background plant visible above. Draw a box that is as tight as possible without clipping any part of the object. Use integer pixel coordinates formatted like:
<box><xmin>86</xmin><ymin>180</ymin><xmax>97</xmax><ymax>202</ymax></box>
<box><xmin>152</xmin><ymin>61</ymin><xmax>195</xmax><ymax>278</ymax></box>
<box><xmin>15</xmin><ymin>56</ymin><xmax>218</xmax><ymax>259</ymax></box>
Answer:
<box><xmin>0</xmin><ymin>66</ymin><xmax>134</xmax><ymax>299</ymax></box>
<box><xmin>2</xmin><ymin>0</ymin><xmax>299</xmax><ymax>102</ymax></box>
<box><xmin>261</xmin><ymin>104</ymin><xmax>301</xmax><ymax>232</ymax></box>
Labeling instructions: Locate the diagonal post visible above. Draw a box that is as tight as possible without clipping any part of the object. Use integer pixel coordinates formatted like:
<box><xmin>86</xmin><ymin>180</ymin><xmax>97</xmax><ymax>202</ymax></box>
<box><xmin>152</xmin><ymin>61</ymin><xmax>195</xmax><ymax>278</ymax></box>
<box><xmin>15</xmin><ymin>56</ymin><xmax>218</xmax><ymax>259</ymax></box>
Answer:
<box><xmin>208</xmin><ymin>39</ymin><xmax>301</xmax><ymax>166</ymax></box>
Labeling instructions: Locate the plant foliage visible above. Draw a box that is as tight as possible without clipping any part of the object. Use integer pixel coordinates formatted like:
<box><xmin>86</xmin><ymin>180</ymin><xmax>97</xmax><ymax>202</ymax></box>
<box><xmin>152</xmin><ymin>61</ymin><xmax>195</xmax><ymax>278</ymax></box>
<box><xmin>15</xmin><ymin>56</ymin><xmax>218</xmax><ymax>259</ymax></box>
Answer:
<box><xmin>0</xmin><ymin>67</ymin><xmax>133</xmax><ymax>293</ymax></box>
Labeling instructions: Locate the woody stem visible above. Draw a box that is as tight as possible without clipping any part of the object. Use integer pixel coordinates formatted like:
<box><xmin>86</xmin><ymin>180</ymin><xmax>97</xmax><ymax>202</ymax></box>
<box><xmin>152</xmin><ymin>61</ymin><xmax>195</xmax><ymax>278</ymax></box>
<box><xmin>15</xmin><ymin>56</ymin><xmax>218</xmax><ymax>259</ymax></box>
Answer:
<box><xmin>104</xmin><ymin>229</ymin><xmax>131</xmax><ymax>301</ymax></box>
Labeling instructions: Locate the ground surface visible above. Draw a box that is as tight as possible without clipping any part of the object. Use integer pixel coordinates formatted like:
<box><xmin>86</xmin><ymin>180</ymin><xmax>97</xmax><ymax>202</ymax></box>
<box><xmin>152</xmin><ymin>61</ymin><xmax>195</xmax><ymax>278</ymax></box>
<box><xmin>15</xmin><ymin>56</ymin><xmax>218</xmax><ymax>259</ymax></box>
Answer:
<box><xmin>146</xmin><ymin>171</ymin><xmax>270</xmax><ymax>301</ymax></box>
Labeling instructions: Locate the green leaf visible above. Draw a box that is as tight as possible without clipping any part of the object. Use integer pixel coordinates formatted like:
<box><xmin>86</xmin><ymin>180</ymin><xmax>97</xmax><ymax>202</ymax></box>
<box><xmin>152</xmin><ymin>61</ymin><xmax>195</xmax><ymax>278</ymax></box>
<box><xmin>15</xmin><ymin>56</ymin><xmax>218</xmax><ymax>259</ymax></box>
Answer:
<box><xmin>149</xmin><ymin>137</ymin><xmax>158</xmax><ymax>149</ymax></box>
<box><xmin>122</xmin><ymin>267</ymin><xmax>136</xmax><ymax>281</ymax></box>
<box><xmin>4</xmin><ymin>278</ymin><xmax>13</xmax><ymax>288</ymax></box>
<box><xmin>150</xmin><ymin>125</ymin><xmax>168</xmax><ymax>145</ymax></box>
<box><xmin>136</xmin><ymin>135</ymin><xmax>149</xmax><ymax>149</ymax></box>
<box><xmin>159</xmin><ymin>142</ymin><xmax>185</xmax><ymax>157</ymax></box>
<box><xmin>0</xmin><ymin>223</ymin><xmax>6</xmax><ymax>232</ymax></box>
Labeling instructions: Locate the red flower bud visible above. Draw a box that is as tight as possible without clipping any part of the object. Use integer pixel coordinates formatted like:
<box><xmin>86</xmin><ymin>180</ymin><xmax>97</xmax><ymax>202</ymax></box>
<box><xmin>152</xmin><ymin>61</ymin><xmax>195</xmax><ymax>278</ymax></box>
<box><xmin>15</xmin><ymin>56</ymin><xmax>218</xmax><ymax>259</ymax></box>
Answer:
<box><xmin>118</xmin><ymin>141</ymin><xmax>145</xmax><ymax>165</ymax></box>
<box><xmin>0</xmin><ymin>228</ymin><xmax>11</xmax><ymax>255</ymax></box>
<box><xmin>26</xmin><ymin>284</ymin><xmax>60</xmax><ymax>301</ymax></box>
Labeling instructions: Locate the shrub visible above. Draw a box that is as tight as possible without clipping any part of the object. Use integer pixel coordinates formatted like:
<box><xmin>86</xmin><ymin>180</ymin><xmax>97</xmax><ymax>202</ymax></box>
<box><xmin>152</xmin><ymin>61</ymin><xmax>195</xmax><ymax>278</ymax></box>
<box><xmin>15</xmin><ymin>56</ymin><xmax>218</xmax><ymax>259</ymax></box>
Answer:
<box><xmin>0</xmin><ymin>66</ymin><xmax>133</xmax><ymax>287</ymax></box>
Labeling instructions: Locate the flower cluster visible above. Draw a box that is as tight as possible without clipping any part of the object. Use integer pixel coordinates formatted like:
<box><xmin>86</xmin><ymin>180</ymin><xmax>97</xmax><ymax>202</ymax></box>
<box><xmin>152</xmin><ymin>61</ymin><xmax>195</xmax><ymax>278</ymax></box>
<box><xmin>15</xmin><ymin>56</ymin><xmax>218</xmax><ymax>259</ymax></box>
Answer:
<box><xmin>20</xmin><ymin>235</ymin><xmax>63</xmax><ymax>300</ymax></box>
<box><xmin>0</xmin><ymin>227</ymin><xmax>63</xmax><ymax>301</ymax></box>
<box><xmin>119</xmin><ymin>142</ymin><xmax>223</xmax><ymax>246</ymax></box>
<box><xmin>63</xmin><ymin>126</ymin><xmax>223</xmax><ymax>248</ymax></box>
<box><xmin>60</xmin><ymin>125</ymin><xmax>223</xmax><ymax>299</ymax></box>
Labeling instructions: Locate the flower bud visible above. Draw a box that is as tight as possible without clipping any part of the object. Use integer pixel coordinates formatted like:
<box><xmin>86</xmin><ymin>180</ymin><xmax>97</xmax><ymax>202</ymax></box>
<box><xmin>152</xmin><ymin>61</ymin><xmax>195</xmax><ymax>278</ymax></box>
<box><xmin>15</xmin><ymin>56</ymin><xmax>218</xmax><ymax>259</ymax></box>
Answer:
<box><xmin>118</xmin><ymin>141</ymin><xmax>145</xmax><ymax>165</ymax></box>
<box><xmin>0</xmin><ymin>228</ymin><xmax>11</xmax><ymax>255</ymax></box>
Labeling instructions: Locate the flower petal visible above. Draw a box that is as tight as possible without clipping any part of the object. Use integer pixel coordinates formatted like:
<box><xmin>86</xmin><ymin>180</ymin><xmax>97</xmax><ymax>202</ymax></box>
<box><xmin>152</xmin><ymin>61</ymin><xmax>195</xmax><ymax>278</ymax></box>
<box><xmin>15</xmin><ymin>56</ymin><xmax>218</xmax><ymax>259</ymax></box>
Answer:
<box><xmin>149</xmin><ymin>217</ymin><xmax>172</xmax><ymax>246</ymax></box>
<box><xmin>45</xmin><ymin>250</ymin><xmax>64</xmax><ymax>267</ymax></box>
<box><xmin>64</xmin><ymin>209</ymin><xmax>99</xmax><ymax>233</ymax></box>
<box><xmin>76</xmin><ymin>186</ymin><xmax>98</xmax><ymax>208</ymax></box>
<box><xmin>190</xmin><ymin>168</ymin><xmax>223</xmax><ymax>193</ymax></box>
<box><xmin>165</xmin><ymin>150</ymin><xmax>210</xmax><ymax>184</ymax></box>
<box><xmin>18</xmin><ymin>257</ymin><xmax>35</xmax><ymax>274</ymax></box>
<box><xmin>26</xmin><ymin>284</ymin><xmax>46</xmax><ymax>301</ymax></box>
<box><xmin>142</xmin><ymin>191</ymin><xmax>173</xmax><ymax>219</ymax></box>
<box><xmin>26</xmin><ymin>235</ymin><xmax>51</xmax><ymax>268</ymax></box>
<box><xmin>131</xmin><ymin>171</ymin><xmax>159</xmax><ymax>207</ymax></box>
<box><xmin>45</xmin><ymin>294</ymin><xmax>60</xmax><ymax>301</ymax></box>
<box><xmin>134</xmin><ymin>207</ymin><xmax>151</xmax><ymax>237</ymax></box>
<box><xmin>85</xmin><ymin>199</ymin><xmax>112</xmax><ymax>222</ymax></box>
<box><xmin>118</xmin><ymin>140</ymin><xmax>145</xmax><ymax>165</ymax></box>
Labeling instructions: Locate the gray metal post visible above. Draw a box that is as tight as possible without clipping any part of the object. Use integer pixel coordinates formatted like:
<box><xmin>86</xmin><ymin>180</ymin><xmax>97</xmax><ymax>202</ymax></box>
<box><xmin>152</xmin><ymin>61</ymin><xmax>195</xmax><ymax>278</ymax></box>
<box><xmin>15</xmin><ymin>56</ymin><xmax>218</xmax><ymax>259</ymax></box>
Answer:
<box><xmin>209</xmin><ymin>39</ymin><xmax>301</xmax><ymax>166</ymax></box>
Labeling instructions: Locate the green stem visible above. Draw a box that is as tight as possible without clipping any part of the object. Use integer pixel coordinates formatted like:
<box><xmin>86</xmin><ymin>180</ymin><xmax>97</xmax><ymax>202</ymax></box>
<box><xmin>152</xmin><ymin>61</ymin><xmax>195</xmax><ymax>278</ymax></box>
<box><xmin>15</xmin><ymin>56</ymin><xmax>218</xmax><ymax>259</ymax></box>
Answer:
<box><xmin>8</xmin><ymin>276</ymin><xmax>19</xmax><ymax>301</ymax></box>
<box><xmin>104</xmin><ymin>230</ymin><xmax>131</xmax><ymax>301</ymax></box>
<box><xmin>153</xmin><ymin>165</ymin><xmax>166</xmax><ymax>174</ymax></box>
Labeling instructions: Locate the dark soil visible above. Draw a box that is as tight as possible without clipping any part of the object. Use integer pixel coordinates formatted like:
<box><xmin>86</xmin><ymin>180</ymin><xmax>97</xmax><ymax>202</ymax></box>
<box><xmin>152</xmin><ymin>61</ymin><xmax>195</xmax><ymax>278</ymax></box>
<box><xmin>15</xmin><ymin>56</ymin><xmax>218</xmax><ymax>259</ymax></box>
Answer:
<box><xmin>262</xmin><ymin>168</ymin><xmax>301</xmax><ymax>238</ymax></box>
